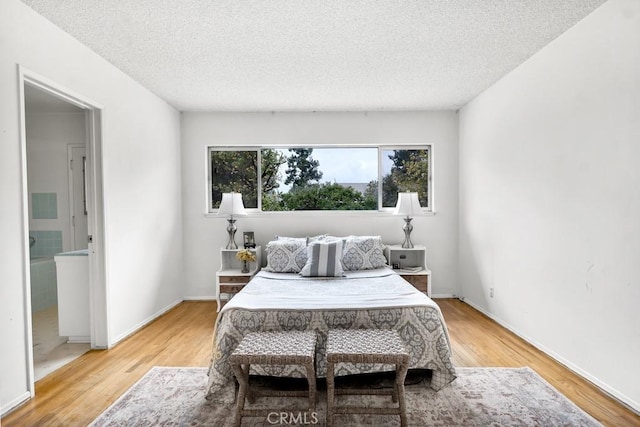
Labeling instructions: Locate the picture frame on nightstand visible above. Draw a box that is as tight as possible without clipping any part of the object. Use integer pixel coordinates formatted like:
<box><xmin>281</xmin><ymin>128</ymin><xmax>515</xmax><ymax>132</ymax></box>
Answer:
<box><xmin>243</xmin><ymin>231</ymin><xmax>255</xmax><ymax>248</ymax></box>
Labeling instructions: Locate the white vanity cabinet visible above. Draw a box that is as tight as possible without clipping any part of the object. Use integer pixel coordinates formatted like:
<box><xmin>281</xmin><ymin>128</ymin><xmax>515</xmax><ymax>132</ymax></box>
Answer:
<box><xmin>54</xmin><ymin>249</ymin><xmax>90</xmax><ymax>343</ymax></box>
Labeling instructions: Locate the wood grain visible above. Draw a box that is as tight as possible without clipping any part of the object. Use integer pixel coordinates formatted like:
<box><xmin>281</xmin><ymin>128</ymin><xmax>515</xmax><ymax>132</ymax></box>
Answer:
<box><xmin>438</xmin><ymin>298</ymin><xmax>639</xmax><ymax>426</ymax></box>
<box><xmin>2</xmin><ymin>299</ymin><xmax>638</xmax><ymax>426</ymax></box>
<box><xmin>400</xmin><ymin>274</ymin><xmax>428</xmax><ymax>292</ymax></box>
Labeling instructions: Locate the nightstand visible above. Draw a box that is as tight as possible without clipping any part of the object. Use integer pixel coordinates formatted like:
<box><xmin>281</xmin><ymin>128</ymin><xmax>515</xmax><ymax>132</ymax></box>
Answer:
<box><xmin>385</xmin><ymin>244</ymin><xmax>431</xmax><ymax>297</ymax></box>
<box><xmin>216</xmin><ymin>246</ymin><xmax>261</xmax><ymax>312</ymax></box>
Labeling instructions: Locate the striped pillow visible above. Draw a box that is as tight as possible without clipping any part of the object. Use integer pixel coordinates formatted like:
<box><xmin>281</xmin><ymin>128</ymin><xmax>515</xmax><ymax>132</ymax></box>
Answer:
<box><xmin>300</xmin><ymin>240</ymin><xmax>344</xmax><ymax>277</ymax></box>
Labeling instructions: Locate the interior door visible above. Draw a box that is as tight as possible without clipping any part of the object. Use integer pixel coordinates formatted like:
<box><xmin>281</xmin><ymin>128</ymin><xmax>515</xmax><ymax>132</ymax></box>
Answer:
<box><xmin>69</xmin><ymin>145</ymin><xmax>88</xmax><ymax>250</ymax></box>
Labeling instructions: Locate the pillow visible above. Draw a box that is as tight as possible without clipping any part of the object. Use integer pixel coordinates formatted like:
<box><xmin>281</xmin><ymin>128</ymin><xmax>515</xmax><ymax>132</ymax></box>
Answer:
<box><xmin>300</xmin><ymin>240</ymin><xmax>345</xmax><ymax>277</ymax></box>
<box><xmin>275</xmin><ymin>235</ymin><xmax>307</xmax><ymax>242</ymax></box>
<box><xmin>324</xmin><ymin>235</ymin><xmax>346</xmax><ymax>242</ymax></box>
<box><xmin>341</xmin><ymin>235</ymin><xmax>388</xmax><ymax>271</ymax></box>
<box><xmin>264</xmin><ymin>239</ymin><xmax>308</xmax><ymax>273</ymax></box>
<box><xmin>307</xmin><ymin>234</ymin><xmax>327</xmax><ymax>244</ymax></box>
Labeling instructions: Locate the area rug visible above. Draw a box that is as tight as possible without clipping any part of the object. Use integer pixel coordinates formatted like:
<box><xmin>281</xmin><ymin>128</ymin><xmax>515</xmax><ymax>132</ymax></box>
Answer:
<box><xmin>90</xmin><ymin>366</ymin><xmax>602</xmax><ymax>426</ymax></box>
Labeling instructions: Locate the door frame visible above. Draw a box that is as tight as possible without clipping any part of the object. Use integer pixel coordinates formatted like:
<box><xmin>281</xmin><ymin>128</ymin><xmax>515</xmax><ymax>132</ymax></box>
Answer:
<box><xmin>18</xmin><ymin>66</ymin><xmax>109</xmax><ymax>397</ymax></box>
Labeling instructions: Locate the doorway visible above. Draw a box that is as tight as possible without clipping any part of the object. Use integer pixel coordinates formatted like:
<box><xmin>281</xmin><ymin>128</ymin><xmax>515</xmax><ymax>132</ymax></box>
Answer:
<box><xmin>24</xmin><ymin>86</ymin><xmax>90</xmax><ymax>380</ymax></box>
<box><xmin>19</xmin><ymin>68</ymin><xmax>108</xmax><ymax>395</ymax></box>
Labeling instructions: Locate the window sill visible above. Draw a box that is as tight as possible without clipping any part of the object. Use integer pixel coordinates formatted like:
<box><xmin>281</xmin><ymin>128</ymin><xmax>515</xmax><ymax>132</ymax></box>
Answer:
<box><xmin>205</xmin><ymin>210</ymin><xmax>435</xmax><ymax>218</ymax></box>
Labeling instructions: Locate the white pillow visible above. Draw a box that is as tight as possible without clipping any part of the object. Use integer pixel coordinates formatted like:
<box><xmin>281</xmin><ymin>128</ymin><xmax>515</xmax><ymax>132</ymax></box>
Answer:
<box><xmin>307</xmin><ymin>234</ymin><xmax>327</xmax><ymax>244</ymax></box>
<box><xmin>275</xmin><ymin>235</ymin><xmax>307</xmax><ymax>243</ymax></box>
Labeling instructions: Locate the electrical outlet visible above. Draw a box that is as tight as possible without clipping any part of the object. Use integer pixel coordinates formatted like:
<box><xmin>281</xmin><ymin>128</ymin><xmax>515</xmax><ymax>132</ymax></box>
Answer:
<box><xmin>489</xmin><ymin>288</ymin><xmax>494</xmax><ymax>298</ymax></box>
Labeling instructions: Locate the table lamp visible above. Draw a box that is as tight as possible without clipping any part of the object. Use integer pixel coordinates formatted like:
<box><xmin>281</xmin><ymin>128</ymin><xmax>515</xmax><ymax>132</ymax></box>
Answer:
<box><xmin>394</xmin><ymin>192</ymin><xmax>422</xmax><ymax>248</ymax></box>
<box><xmin>218</xmin><ymin>192</ymin><xmax>246</xmax><ymax>249</ymax></box>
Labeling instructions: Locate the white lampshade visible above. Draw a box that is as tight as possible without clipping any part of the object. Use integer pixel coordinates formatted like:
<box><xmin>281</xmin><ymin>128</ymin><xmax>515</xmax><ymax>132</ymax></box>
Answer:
<box><xmin>394</xmin><ymin>192</ymin><xmax>422</xmax><ymax>217</ymax></box>
<box><xmin>217</xmin><ymin>192</ymin><xmax>247</xmax><ymax>216</ymax></box>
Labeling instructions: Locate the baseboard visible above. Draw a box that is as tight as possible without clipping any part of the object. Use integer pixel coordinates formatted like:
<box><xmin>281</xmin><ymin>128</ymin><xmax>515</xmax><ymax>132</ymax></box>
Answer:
<box><xmin>461</xmin><ymin>298</ymin><xmax>640</xmax><ymax>415</ymax></box>
<box><xmin>110</xmin><ymin>298</ymin><xmax>183</xmax><ymax>346</ymax></box>
<box><xmin>182</xmin><ymin>296</ymin><xmax>215</xmax><ymax>301</ymax></box>
<box><xmin>431</xmin><ymin>293</ymin><xmax>457</xmax><ymax>299</ymax></box>
<box><xmin>1</xmin><ymin>391</ymin><xmax>31</xmax><ymax>417</ymax></box>
<box><xmin>67</xmin><ymin>336</ymin><xmax>90</xmax><ymax>343</ymax></box>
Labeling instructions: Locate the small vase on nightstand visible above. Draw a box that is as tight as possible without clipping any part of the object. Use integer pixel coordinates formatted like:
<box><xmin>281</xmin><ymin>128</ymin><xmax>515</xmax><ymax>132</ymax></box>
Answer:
<box><xmin>241</xmin><ymin>260</ymin><xmax>250</xmax><ymax>274</ymax></box>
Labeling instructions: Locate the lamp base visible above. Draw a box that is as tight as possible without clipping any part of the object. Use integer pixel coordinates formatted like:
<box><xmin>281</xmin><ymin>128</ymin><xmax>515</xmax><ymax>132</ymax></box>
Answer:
<box><xmin>226</xmin><ymin>218</ymin><xmax>238</xmax><ymax>249</ymax></box>
<box><xmin>401</xmin><ymin>217</ymin><xmax>414</xmax><ymax>249</ymax></box>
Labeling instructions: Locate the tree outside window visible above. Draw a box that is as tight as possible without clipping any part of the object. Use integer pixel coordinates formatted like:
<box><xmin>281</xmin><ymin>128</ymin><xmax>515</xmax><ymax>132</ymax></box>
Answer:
<box><xmin>210</xmin><ymin>150</ymin><xmax>259</xmax><ymax>209</ymax></box>
<box><xmin>382</xmin><ymin>148</ymin><xmax>429</xmax><ymax>208</ymax></box>
<box><xmin>209</xmin><ymin>146</ymin><xmax>430</xmax><ymax>212</ymax></box>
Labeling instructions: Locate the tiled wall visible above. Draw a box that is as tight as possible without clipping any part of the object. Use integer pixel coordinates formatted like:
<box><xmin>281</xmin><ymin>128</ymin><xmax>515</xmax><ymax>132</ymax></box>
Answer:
<box><xmin>30</xmin><ymin>258</ymin><xmax>57</xmax><ymax>312</ymax></box>
<box><xmin>29</xmin><ymin>192</ymin><xmax>62</xmax><ymax>311</ymax></box>
<box><xmin>30</xmin><ymin>191</ymin><xmax>63</xmax><ymax>257</ymax></box>
<box><xmin>29</xmin><ymin>230</ymin><xmax>63</xmax><ymax>258</ymax></box>
<box><xmin>32</xmin><ymin>192</ymin><xmax>58</xmax><ymax>219</ymax></box>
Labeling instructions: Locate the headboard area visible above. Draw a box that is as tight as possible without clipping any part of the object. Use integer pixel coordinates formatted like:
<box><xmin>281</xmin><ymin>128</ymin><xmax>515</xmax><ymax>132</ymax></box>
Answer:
<box><xmin>263</xmin><ymin>234</ymin><xmax>388</xmax><ymax>277</ymax></box>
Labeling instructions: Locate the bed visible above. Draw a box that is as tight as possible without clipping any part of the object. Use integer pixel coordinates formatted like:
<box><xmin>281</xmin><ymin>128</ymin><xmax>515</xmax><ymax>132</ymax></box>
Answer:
<box><xmin>205</xmin><ymin>265</ymin><xmax>457</xmax><ymax>401</ymax></box>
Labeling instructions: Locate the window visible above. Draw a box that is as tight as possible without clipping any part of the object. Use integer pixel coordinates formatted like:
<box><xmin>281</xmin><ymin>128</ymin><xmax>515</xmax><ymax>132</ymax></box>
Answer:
<box><xmin>381</xmin><ymin>148</ymin><xmax>430</xmax><ymax>208</ymax></box>
<box><xmin>209</xmin><ymin>150</ymin><xmax>258</xmax><ymax>209</ymax></box>
<box><xmin>208</xmin><ymin>146</ymin><xmax>431</xmax><ymax>213</ymax></box>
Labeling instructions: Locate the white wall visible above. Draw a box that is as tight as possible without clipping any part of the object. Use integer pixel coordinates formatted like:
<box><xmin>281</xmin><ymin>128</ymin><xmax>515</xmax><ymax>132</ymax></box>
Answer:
<box><xmin>0</xmin><ymin>0</ymin><xmax>183</xmax><ymax>414</ymax></box>
<box><xmin>26</xmin><ymin>111</ymin><xmax>85</xmax><ymax>253</ymax></box>
<box><xmin>181</xmin><ymin>111</ymin><xmax>459</xmax><ymax>298</ymax></box>
<box><xmin>459</xmin><ymin>0</ymin><xmax>640</xmax><ymax>411</ymax></box>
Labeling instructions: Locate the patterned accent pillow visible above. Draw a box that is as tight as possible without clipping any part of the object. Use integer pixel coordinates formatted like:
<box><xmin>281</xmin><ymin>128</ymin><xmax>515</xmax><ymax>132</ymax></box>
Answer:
<box><xmin>341</xmin><ymin>235</ymin><xmax>388</xmax><ymax>271</ymax></box>
<box><xmin>264</xmin><ymin>239</ymin><xmax>308</xmax><ymax>273</ymax></box>
<box><xmin>300</xmin><ymin>240</ymin><xmax>344</xmax><ymax>277</ymax></box>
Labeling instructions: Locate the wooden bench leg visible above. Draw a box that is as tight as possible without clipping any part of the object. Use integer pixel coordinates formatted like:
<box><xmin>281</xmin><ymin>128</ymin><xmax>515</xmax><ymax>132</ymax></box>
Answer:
<box><xmin>396</xmin><ymin>361</ymin><xmax>410</xmax><ymax>427</ymax></box>
<box><xmin>326</xmin><ymin>361</ymin><xmax>336</xmax><ymax>427</ymax></box>
<box><xmin>304</xmin><ymin>361</ymin><xmax>317</xmax><ymax>411</ymax></box>
<box><xmin>231</xmin><ymin>363</ymin><xmax>250</xmax><ymax>427</ymax></box>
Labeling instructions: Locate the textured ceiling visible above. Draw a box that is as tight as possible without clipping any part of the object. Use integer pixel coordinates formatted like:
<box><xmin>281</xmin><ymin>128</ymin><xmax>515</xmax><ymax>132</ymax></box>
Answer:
<box><xmin>21</xmin><ymin>0</ymin><xmax>606</xmax><ymax>112</ymax></box>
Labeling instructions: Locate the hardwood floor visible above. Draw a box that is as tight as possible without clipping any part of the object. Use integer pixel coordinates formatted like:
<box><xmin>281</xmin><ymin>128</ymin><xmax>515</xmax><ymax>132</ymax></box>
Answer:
<box><xmin>2</xmin><ymin>299</ymin><xmax>638</xmax><ymax>426</ymax></box>
<box><xmin>439</xmin><ymin>298</ymin><xmax>639</xmax><ymax>426</ymax></box>
<box><xmin>2</xmin><ymin>301</ymin><xmax>215</xmax><ymax>426</ymax></box>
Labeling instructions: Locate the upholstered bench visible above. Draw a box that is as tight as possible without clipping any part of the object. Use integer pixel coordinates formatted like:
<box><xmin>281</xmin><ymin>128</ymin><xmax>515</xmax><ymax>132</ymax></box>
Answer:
<box><xmin>229</xmin><ymin>330</ymin><xmax>317</xmax><ymax>427</ymax></box>
<box><xmin>326</xmin><ymin>329</ymin><xmax>410</xmax><ymax>427</ymax></box>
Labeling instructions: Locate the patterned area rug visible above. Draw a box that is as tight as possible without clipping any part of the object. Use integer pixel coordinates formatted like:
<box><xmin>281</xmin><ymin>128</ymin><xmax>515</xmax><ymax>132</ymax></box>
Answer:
<box><xmin>90</xmin><ymin>366</ymin><xmax>601</xmax><ymax>426</ymax></box>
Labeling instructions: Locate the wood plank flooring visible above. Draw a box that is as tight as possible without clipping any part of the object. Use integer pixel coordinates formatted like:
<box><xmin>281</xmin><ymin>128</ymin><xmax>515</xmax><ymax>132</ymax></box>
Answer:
<box><xmin>2</xmin><ymin>299</ymin><xmax>638</xmax><ymax>426</ymax></box>
<box><xmin>438</xmin><ymin>298</ymin><xmax>639</xmax><ymax>426</ymax></box>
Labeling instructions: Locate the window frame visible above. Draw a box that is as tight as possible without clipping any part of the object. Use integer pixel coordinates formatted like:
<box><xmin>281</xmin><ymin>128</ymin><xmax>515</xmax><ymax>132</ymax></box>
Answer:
<box><xmin>207</xmin><ymin>145</ymin><xmax>433</xmax><ymax>215</ymax></box>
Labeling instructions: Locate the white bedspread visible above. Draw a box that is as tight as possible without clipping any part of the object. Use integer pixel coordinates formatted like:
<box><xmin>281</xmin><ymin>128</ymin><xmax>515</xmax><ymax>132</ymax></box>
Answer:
<box><xmin>221</xmin><ymin>268</ymin><xmax>435</xmax><ymax>312</ymax></box>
